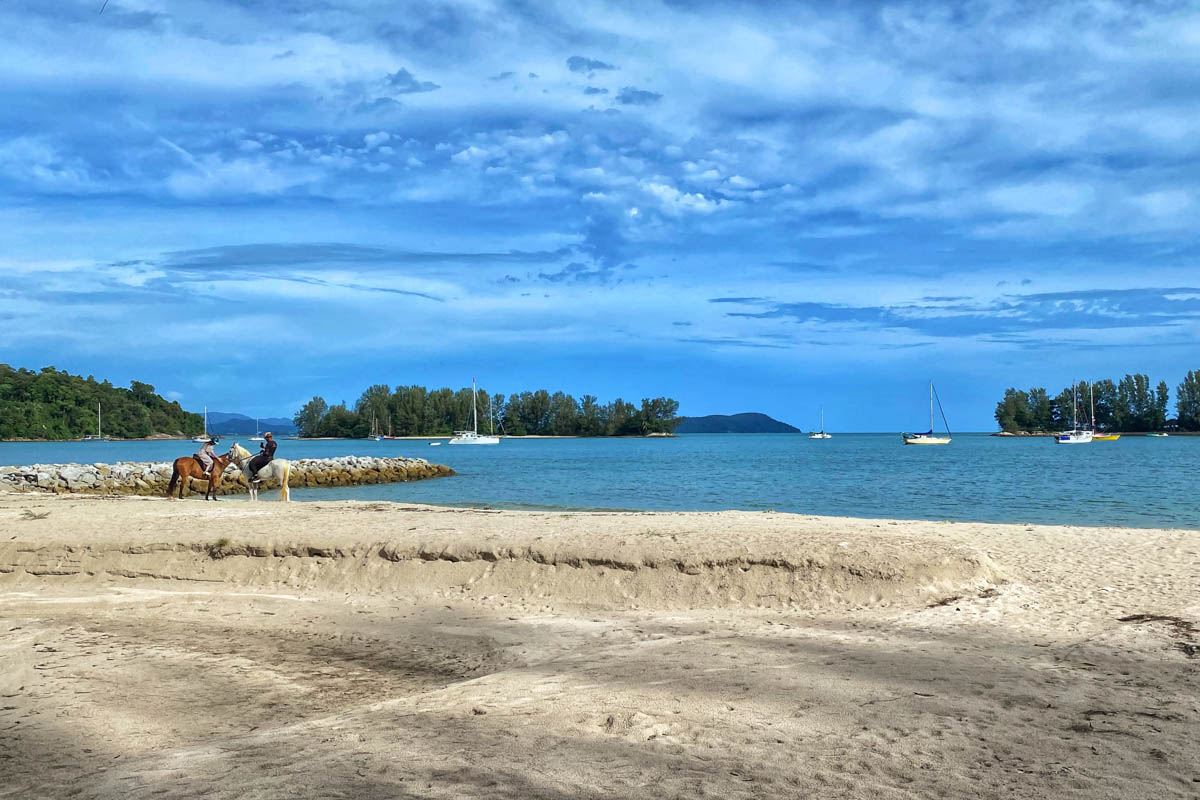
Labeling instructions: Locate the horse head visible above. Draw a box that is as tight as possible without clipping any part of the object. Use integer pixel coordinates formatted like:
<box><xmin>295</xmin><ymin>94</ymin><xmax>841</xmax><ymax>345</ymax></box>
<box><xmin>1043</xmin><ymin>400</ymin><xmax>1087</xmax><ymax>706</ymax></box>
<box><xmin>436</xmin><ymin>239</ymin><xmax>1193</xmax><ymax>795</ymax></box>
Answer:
<box><xmin>229</xmin><ymin>442</ymin><xmax>251</xmax><ymax>462</ymax></box>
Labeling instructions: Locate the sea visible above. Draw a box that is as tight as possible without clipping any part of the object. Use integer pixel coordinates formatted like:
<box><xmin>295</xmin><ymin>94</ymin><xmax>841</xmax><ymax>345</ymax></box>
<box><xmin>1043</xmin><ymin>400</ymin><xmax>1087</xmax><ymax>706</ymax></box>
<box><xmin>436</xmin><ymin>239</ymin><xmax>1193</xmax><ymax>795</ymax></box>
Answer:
<box><xmin>0</xmin><ymin>433</ymin><xmax>1195</xmax><ymax>529</ymax></box>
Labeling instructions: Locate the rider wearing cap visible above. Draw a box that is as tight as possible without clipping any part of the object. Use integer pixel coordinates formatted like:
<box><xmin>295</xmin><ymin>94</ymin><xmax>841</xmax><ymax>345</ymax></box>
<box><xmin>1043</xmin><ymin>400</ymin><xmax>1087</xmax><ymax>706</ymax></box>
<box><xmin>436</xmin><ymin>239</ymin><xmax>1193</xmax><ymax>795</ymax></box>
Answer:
<box><xmin>247</xmin><ymin>432</ymin><xmax>277</xmax><ymax>483</ymax></box>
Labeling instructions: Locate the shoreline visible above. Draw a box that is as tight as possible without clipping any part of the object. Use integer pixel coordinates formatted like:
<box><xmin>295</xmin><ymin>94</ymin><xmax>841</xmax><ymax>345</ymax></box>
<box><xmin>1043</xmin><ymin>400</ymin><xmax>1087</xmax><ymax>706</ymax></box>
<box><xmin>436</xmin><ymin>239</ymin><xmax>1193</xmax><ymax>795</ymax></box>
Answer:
<box><xmin>1</xmin><ymin>494</ymin><xmax>1196</xmax><ymax>798</ymax></box>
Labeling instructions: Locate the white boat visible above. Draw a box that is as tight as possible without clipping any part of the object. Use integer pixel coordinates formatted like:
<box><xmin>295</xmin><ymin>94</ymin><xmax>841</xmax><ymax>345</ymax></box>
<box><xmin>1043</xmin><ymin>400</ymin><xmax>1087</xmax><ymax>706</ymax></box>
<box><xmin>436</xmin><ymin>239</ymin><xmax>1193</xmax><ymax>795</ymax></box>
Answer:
<box><xmin>193</xmin><ymin>406</ymin><xmax>216</xmax><ymax>443</ymax></box>
<box><xmin>902</xmin><ymin>382</ymin><xmax>952</xmax><ymax>445</ymax></box>
<box><xmin>1053</xmin><ymin>383</ymin><xmax>1093</xmax><ymax>445</ymax></box>
<box><xmin>367</xmin><ymin>413</ymin><xmax>383</xmax><ymax>442</ymax></box>
<box><xmin>809</xmin><ymin>407</ymin><xmax>831</xmax><ymax>439</ymax></box>
<box><xmin>250</xmin><ymin>418</ymin><xmax>264</xmax><ymax>442</ymax></box>
<box><xmin>1147</xmin><ymin>432</ymin><xmax>1169</xmax><ymax>438</ymax></box>
<box><xmin>81</xmin><ymin>402</ymin><xmax>110</xmax><ymax>441</ymax></box>
<box><xmin>449</xmin><ymin>379</ymin><xmax>499</xmax><ymax>445</ymax></box>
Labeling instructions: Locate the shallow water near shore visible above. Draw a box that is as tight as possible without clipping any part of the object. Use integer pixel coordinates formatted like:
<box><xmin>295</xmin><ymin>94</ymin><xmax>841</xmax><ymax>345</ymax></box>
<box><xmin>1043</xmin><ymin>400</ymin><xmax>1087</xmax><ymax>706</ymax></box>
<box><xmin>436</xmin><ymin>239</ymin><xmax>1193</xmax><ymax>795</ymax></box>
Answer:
<box><xmin>2</xmin><ymin>433</ymin><xmax>1196</xmax><ymax>529</ymax></box>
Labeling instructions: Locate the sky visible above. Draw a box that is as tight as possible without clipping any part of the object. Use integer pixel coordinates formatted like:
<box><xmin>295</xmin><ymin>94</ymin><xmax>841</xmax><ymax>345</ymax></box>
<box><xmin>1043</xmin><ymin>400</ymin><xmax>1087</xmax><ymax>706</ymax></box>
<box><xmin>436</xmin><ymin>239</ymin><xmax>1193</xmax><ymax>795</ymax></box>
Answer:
<box><xmin>2</xmin><ymin>0</ymin><xmax>1199</xmax><ymax>431</ymax></box>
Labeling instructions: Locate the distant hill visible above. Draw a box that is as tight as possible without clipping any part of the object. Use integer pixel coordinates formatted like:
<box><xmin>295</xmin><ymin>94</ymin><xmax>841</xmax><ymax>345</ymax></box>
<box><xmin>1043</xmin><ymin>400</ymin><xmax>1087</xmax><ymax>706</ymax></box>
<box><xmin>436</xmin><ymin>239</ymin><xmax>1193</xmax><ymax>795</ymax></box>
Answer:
<box><xmin>674</xmin><ymin>413</ymin><xmax>801</xmax><ymax>434</ymax></box>
<box><xmin>203</xmin><ymin>412</ymin><xmax>297</xmax><ymax>436</ymax></box>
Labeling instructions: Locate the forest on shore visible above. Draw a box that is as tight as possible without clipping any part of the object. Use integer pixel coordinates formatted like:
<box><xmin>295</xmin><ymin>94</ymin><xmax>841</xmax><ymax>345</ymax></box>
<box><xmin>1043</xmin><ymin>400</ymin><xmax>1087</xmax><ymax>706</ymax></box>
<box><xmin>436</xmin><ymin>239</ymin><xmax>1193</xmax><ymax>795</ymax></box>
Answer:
<box><xmin>995</xmin><ymin>370</ymin><xmax>1200</xmax><ymax>433</ymax></box>
<box><xmin>0</xmin><ymin>365</ymin><xmax>202</xmax><ymax>440</ymax></box>
<box><xmin>293</xmin><ymin>384</ymin><xmax>681</xmax><ymax>438</ymax></box>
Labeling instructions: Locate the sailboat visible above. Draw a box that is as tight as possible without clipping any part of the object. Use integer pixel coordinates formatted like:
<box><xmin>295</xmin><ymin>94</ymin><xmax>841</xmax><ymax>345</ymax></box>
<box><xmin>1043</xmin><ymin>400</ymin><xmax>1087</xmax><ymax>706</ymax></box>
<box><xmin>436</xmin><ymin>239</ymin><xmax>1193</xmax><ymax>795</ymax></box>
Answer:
<box><xmin>193</xmin><ymin>406</ymin><xmax>216</xmax><ymax>443</ymax></box>
<box><xmin>448</xmin><ymin>379</ymin><xmax>500</xmax><ymax>445</ymax></box>
<box><xmin>250</xmin><ymin>418</ymin><xmax>265</xmax><ymax>442</ymax></box>
<box><xmin>809</xmin><ymin>407</ymin><xmax>832</xmax><ymax>439</ymax></box>
<box><xmin>902</xmin><ymin>381</ymin><xmax>952</xmax><ymax>445</ymax></box>
<box><xmin>1053</xmin><ymin>383</ymin><xmax>1093</xmax><ymax>444</ymax></box>
<box><xmin>367</xmin><ymin>413</ymin><xmax>383</xmax><ymax>442</ymax></box>
<box><xmin>1087</xmin><ymin>383</ymin><xmax>1120</xmax><ymax>441</ymax></box>
<box><xmin>81</xmin><ymin>402</ymin><xmax>110</xmax><ymax>441</ymax></box>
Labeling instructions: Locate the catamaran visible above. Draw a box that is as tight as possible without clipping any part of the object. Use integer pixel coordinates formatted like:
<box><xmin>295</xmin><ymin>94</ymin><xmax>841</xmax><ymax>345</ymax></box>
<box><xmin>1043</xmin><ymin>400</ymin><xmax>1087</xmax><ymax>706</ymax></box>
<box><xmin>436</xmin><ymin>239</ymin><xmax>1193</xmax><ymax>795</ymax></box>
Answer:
<box><xmin>1053</xmin><ymin>383</ymin><xmax>1093</xmax><ymax>444</ymax></box>
<box><xmin>449</xmin><ymin>379</ymin><xmax>499</xmax><ymax>445</ymax></box>
<box><xmin>902</xmin><ymin>381</ymin><xmax>952</xmax><ymax>445</ymax></box>
<box><xmin>809</xmin><ymin>407</ymin><xmax>831</xmax><ymax>439</ymax></box>
<box><xmin>81</xmin><ymin>402</ymin><xmax>110</xmax><ymax>441</ymax></box>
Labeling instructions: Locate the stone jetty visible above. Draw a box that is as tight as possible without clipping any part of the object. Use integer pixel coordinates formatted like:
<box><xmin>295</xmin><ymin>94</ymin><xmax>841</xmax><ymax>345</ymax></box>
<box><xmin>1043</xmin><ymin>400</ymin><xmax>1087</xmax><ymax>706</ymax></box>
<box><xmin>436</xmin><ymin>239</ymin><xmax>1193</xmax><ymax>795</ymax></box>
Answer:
<box><xmin>0</xmin><ymin>456</ymin><xmax>454</xmax><ymax>497</ymax></box>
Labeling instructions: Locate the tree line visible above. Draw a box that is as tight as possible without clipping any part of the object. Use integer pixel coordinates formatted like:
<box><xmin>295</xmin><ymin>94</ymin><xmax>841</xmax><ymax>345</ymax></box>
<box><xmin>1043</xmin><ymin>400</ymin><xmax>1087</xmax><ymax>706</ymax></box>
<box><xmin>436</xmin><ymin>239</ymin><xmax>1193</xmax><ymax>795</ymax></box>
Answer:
<box><xmin>293</xmin><ymin>384</ymin><xmax>682</xmax><ymax>438</ymax></box>
<box><xmin>995</xmin><ymin>371</ymin><xmax>1200</xmax><ymax>432</ymax></box>
<box><xmin>0</xmin><ymin>364</ymin><xmax>202</xmax><ymax>440</ymax></box>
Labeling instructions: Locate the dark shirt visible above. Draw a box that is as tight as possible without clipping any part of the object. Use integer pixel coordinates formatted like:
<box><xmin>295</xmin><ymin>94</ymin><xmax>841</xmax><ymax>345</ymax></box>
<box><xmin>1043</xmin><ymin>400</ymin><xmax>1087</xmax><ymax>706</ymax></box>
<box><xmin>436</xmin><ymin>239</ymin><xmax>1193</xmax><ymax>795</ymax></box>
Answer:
<box><xmin>260</xmin><ymin>439</ymin><xmax>277</xmax><ymax>459</ymax></box>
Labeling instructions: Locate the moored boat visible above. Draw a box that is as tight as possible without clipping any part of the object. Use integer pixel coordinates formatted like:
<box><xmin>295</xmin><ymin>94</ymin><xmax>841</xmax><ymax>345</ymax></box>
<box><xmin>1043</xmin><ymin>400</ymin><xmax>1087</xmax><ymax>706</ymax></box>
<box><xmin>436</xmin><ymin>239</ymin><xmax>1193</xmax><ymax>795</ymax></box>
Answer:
<box><xmin>449</xmin><ymin>379</ymin><xmax>500</xmax><ymax>445</ymax></box>
<box><xmin>902</xmin><ymin>381</ymin><xmax>951</xmax><ymax>445</ymax></box>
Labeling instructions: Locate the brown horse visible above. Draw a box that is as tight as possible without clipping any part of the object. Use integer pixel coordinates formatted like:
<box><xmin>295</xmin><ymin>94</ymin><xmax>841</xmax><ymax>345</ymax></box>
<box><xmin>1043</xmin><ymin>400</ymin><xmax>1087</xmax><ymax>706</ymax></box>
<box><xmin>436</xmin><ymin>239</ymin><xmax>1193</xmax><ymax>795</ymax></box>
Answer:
<box><xmin>166</xmin><ymin>451</ymin><xmax>232</xmax><ymax>500</ymax></box>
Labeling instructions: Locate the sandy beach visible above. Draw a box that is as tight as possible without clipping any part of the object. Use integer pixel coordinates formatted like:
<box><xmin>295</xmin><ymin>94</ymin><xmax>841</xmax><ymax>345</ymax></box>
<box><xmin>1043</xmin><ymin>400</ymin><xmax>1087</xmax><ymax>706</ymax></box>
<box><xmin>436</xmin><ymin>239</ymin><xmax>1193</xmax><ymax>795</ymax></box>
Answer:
<box><xmin>0</xmin><ymin>493</ymin><xmax>1196</xmax><ymax>799</ymax></box>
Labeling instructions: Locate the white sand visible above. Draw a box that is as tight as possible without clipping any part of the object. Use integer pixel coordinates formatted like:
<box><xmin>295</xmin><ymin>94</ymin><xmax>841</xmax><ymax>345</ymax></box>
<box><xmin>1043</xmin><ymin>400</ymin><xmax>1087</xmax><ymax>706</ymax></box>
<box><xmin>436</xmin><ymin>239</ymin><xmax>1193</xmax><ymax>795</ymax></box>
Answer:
<box><xmin>0</xmin><ymin>493</ymin><xmax>1196</xmax><ymax>799</ymax></box>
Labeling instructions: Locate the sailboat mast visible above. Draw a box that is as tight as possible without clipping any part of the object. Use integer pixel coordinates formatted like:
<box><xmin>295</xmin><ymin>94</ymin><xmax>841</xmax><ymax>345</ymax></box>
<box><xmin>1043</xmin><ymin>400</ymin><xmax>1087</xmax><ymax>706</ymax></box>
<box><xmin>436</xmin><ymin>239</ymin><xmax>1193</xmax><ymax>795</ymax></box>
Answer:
<box><xmin>97</xmin><ymin>402</ymin><xmax>101</xmax><ymax>438</ymax></box>
<box><xmin>472</xmin><ymin>378</ymin><xmax>478</xmax><ymax>435</ymax></box>
<box><xmin>929</xmin><ymin>381</ymin><xmax>934</xmax><ymax>431</ymax></box>
<box><xmin>1089</xmin><ymin>382</ymin><xmax>1095</xmax><ymax>431</ymax></box>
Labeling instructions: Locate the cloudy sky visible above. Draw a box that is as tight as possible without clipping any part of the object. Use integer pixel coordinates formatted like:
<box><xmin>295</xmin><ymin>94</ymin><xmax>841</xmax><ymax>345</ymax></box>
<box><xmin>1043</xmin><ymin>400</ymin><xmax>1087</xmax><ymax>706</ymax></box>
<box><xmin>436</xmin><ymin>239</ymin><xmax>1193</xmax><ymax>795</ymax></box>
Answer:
<box><xmin>2</xmin><ymin>0</ymin><xmax>1198</xmax><ymax>430</ymax></box>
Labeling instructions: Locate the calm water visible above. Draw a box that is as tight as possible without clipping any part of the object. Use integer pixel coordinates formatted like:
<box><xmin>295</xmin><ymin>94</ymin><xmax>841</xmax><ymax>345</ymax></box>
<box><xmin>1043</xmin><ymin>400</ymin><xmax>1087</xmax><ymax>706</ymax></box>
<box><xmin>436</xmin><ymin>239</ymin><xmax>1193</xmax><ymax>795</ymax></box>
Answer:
<box><xmin>1</xmin><ymin>434</ymin><xmax>1196</xmax><ymax>529</ymax></box>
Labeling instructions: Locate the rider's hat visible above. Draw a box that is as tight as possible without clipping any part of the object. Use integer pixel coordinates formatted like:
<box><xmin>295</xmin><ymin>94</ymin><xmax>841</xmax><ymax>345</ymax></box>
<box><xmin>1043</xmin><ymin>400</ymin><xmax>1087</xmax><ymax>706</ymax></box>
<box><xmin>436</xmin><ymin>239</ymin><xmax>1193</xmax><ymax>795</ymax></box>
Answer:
<box><xmin>264</xmin><ymin>431</ymin><xmax>273</xmax><ymax>437</ymax></box>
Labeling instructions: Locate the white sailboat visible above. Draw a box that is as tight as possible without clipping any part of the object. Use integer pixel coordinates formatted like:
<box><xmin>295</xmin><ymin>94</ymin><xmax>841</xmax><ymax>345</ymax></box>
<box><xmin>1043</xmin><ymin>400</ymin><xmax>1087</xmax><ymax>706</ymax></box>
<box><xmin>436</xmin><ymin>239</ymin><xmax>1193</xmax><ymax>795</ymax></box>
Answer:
<box><xmin>902</xmin><ymin>381</ymin><xmax>952</xmax><ymax>445</ymax></box>
<box><xmin>367</xmin><ymin>413</ymin><xmax>383</xmax><ymax>442</ymax></box>
<box><xmin>1053</xmin><ymin>383</ymin><xmax>1093</xmax><ymax>445</ymax></box>
<box><xmin>449</xmin><ymin>379</ymin><xmax>499</xmax><ymax>445</ymax></box>
<box><xmin>193</xmin><ymin>406</ymin><xmax>215</xmax><ymax>443</ymax></box>
<box><xmin>81</xmin><ymin>402</ymin><xmax>110</xmax><ymax>441</ymax></box>
<box><xmin>250</xmin><ymin>418</ymin><xmax>264</xmax><ymax>442</ymax></box>
<box><xmin>809</xmin><ymin>407</ymin><xmax>831</xmax><ymax>439</ymax></box>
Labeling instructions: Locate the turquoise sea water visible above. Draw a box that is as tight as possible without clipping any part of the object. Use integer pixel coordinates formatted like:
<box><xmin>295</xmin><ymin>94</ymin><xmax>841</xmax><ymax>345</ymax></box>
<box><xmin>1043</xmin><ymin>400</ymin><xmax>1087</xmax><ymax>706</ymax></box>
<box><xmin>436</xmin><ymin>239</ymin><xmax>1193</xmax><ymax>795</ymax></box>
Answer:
<box><xmin>1</xmin><ymin>433</ymin><xmax>1196</xmax><ymax>529</ymax></box>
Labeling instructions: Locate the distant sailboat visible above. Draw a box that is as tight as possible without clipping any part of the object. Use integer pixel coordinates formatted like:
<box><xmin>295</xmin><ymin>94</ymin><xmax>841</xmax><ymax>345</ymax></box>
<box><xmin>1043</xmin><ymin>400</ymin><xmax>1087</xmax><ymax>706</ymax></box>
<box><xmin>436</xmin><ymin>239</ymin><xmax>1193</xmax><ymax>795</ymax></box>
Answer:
<box><xmin>1053</xmin><ymin>383</ymin><xmax>1093</xmax><ymax>444</ymax></box>
<box><xmin>250</xmin><ymin>418</ymin><xmax>264</xmax><ymax>442</ymax></box>
<box><xmin>449</xmin><ymin>379</ymin><xmax>499</xmax><ymax>445</ymax></box>
<box><xmin>193</xmin><ymin>406</ymin><xmax>216</xmax><ymax>443</ymax></box>
<box><xmin>81</xmin><ymin>402</ymin><xmax>110</xmax><ymax>441</ymax></box>
<box><xmin>902</xmin><ymin>382</ymin><xmax>952</xmax><ymax>445</ymax></box>
<box><xmin>809</xmin><ymin>407</ymin><xmax>831</xmax><ymax>439</ymax></box>
<box><xmin>1088</xmin><ymin>383</ymin><xmax>1120</xmax><ymax>441</ymax></box>
<box><xmin>368</xmin><ymin>413</ymin><xmax>383</xmax><ymax>442</ymax></box>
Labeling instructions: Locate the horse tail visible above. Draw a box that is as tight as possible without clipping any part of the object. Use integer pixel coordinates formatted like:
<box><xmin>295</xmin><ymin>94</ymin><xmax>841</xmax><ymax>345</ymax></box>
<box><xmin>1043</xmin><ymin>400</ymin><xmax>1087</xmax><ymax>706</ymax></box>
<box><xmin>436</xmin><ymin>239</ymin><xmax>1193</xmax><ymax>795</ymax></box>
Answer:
<box><xmin>167</xmin><ymin>465</ymin><xmax>179</xmax><ymax>498</ymax></box>
<box><xmin>280</xmin><ymin>461</ymin><xmax>291</xmax><ymax>502</ymax></box>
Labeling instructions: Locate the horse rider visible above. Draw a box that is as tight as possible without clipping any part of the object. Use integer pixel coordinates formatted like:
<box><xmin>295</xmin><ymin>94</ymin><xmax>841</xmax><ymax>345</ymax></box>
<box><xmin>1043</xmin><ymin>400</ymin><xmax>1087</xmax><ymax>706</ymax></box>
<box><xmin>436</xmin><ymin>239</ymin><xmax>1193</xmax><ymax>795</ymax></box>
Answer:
<box><xmin>247</xmin><ymin>432</ymin><xmax>276</xmax><ymax>483</ymax></box>
<box><xmin>195</xmin><ymin>437</ymin><xmax>219</xmax><ymax>477</ymax></box>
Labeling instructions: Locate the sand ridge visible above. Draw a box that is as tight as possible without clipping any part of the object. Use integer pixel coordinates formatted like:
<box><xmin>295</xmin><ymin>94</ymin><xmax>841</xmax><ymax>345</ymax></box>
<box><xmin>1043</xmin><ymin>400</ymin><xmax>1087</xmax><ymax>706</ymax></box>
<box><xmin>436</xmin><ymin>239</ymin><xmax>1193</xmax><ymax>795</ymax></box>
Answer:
<box><xmin>0</xmin><ymin>493</ymin><xmax>1197</xmax><ymax>799</ymax></box>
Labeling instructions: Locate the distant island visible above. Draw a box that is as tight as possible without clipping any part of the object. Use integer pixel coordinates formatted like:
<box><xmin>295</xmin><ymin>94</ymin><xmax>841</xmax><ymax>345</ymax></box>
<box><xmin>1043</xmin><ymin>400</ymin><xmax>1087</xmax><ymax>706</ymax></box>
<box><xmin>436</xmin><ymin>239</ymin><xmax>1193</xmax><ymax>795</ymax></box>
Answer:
<box><xmin>674</xmin><ymin>413</ymin><xmax>800</xmax><ymax>434</ymax></box>
<box><xmin>995</xmin><ymin>370</ymin><xmax>1200</xmax><ymax>433</ymax></box>
<box><xmin>0</xmin><ymin>364</ymin><xmax>201</xmax><ymax>440</ymax></box>
<box><xmin>294</xmin><ymin>385</ymin><xmax>681</xmax><ymax>437</ymax></box>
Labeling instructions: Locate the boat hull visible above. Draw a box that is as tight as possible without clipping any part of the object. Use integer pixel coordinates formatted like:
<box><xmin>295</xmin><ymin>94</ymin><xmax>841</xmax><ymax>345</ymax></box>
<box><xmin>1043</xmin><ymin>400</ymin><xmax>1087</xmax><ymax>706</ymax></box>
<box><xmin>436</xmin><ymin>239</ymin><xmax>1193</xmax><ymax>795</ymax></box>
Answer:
<box><xmin>809</xmin><ymin>433</ymin><xmax>831</xmax><ymax>439</ymax></box>
<box><xmin>448</xmin><ymin>433</ymin><xmax>500</xmax><ymax>445</ymax></box>
<box><xmin>902</xmin><ymin>435</ymin><xmax>951</xmax><ymax>445</ymax></box>
<box><xmin>1053</xmin><ymin>432</ymin><xmax>1093</xmax><ymax>444</ymax></box>
<box><xmin>1092</xmin><ymin>434</ymin><xmax>1120</xmax><ymax>441</ymax></box>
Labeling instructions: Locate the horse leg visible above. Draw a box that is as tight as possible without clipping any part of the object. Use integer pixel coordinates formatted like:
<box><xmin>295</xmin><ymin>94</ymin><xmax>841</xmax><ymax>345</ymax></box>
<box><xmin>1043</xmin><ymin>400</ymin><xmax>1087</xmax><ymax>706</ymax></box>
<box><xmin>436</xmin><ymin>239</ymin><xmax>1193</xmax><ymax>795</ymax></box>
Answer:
<box><xmin>280</xmin><ymin>464</ymin><xmax>290</xmax><ymax>502</ymax></box>
<box><xmin>167</xmin><ymin>467</ymin><xmax>179</xmax><ymax>500</ymax></box>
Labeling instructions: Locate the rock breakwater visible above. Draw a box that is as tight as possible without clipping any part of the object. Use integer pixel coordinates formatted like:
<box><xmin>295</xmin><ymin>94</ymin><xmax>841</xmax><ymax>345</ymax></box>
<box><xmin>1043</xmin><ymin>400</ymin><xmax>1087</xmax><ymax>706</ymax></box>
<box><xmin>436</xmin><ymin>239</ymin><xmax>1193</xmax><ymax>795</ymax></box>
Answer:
<box><xmin>0</xmin><ymin>456</ymin><xmax>453</xmax><ymax>497</ymax></box>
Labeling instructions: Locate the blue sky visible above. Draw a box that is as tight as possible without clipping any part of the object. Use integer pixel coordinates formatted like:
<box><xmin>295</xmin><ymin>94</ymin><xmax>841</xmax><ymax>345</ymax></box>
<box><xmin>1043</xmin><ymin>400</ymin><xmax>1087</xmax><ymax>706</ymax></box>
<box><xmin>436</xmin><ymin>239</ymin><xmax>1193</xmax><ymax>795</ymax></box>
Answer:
<box><xmin>2</xmin><ymin>0</ymin><xmax>1199</xmax><ymax>431</ymax></box>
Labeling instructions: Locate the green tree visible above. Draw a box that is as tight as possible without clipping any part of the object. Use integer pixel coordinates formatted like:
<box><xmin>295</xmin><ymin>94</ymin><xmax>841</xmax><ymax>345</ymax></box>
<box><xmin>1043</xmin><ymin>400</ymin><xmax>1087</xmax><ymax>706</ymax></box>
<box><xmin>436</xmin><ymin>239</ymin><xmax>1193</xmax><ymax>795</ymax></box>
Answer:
<box><xmin>1177</xmin><ymin>370</ymin><xmax>1200</xmax><ymax>431</ymax></box>
<box><xmin>293</xmin><ymin>396</ymin><xmax>328</xmax><ymax>437</ymax></box>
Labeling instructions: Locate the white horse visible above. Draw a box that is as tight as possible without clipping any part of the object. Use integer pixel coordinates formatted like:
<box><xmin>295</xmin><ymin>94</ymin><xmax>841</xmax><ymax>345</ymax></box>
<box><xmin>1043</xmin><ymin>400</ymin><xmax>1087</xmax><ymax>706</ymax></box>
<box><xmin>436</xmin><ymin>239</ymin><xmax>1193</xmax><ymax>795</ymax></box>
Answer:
<box><xmin>228</xmin><ymin>442</ymin><xmax>291</xmax><ymax>502</ymax></box>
